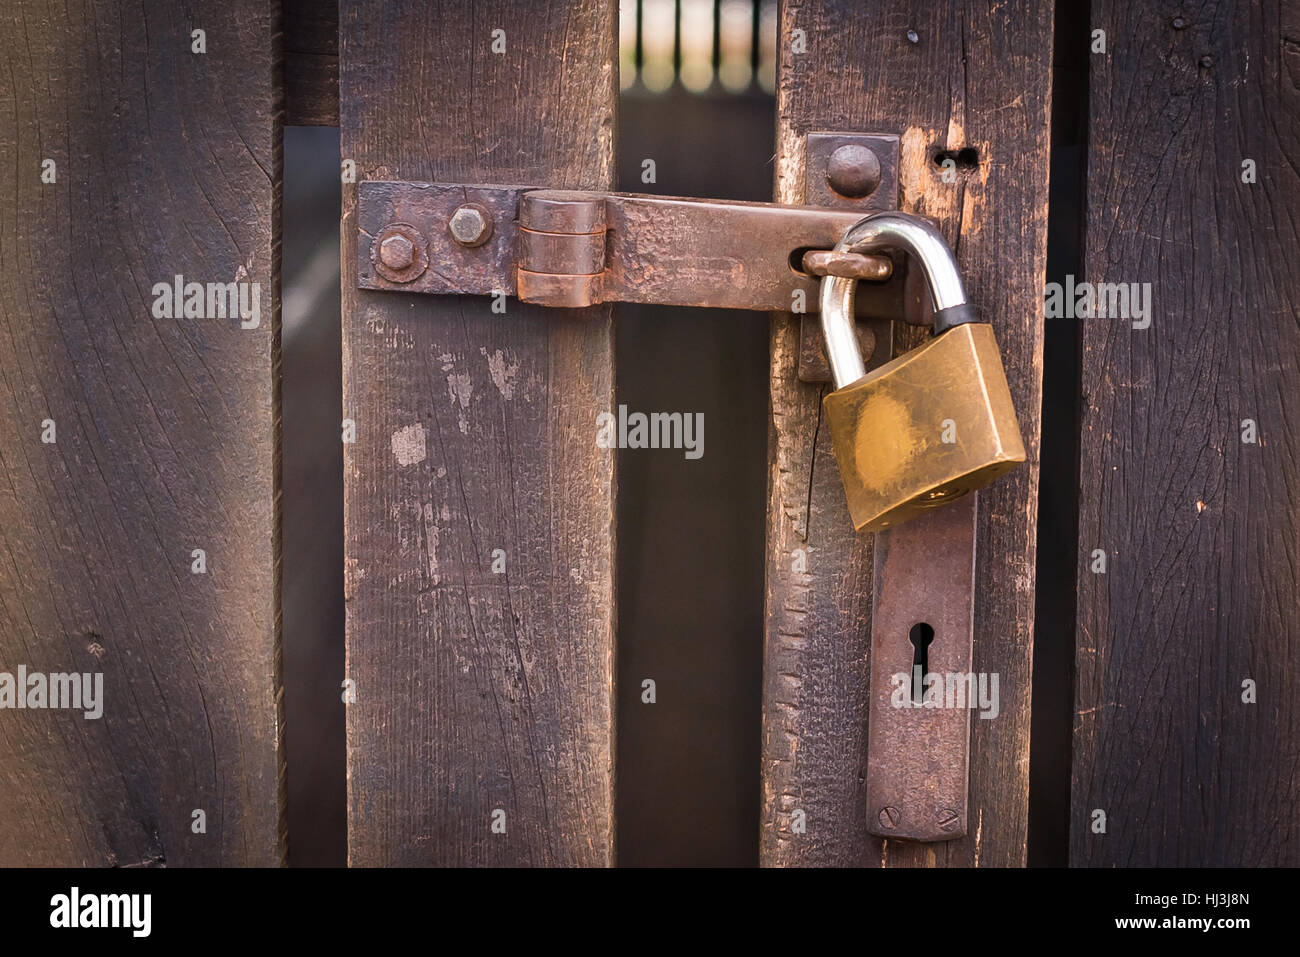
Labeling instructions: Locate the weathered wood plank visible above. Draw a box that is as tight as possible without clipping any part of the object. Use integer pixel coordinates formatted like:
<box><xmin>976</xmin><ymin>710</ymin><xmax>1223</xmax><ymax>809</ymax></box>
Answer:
<box><xmin>285</xmin><ymin>0</ymin><xmax>338</xmax><ymax>126</ymax></box>
<box><xmin>0</xmin><ymin>0</ymin><xmax>282</xmax><ymax>865</ymax></box>
<box><xmin>1071</xmin><ymin>0</ymin><xmax>1300</xmax><ymax>866</ymax></box>
<box><xmin>341</xmin><ymin>1</ymin><xmax>617</xmax><ymax>865</ymax></box>
<box><xmin>761</xmin><ymin>0</ymin><xmax>1052</xmax><ymax>866</ymax></box>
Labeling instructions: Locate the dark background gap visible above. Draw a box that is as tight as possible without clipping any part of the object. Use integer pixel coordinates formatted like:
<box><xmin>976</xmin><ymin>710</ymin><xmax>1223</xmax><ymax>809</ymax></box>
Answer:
<box><xmin>282</xmin><ymin>125</ymin><xmax>346</xmax><ymax>867</ymax></box>
<box><xmin>1028</xmin><ymin>0</ymin><xmax>1088</xmax><ymax>867</ymax></box>
<box><xmin>614</xmin><ymin>86</ymin><xmax>773</xmax><ymax>866</ymax></box>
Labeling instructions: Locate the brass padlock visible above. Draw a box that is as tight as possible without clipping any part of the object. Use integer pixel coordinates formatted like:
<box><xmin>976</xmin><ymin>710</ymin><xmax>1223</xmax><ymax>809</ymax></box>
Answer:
<box><xmin>819</xmin><ymin>213</ymin><xmax>1026</xmax><ymax>532</ymax></box>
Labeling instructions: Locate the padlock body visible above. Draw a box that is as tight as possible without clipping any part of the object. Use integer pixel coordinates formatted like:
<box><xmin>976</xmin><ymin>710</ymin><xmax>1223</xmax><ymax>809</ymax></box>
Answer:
<box><xmin>822</xmin><ymin>322</ymin><xmax>1026</xmax><ymax>533</ymax></box>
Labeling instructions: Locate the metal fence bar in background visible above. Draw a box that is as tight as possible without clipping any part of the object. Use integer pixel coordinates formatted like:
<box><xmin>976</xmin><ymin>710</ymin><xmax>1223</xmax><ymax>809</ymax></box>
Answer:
<box><xmin>622</xmin><ymin>0</ymin><xmax>777</xmax><ymax>93</ymax></box>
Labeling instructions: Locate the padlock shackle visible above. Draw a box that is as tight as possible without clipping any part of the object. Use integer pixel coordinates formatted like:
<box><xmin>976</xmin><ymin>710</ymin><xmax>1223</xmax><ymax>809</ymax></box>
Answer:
<box><xmin>819</xmin><ymin>213</ymin><xmax>974</xmax><ymax>389</ymax></box>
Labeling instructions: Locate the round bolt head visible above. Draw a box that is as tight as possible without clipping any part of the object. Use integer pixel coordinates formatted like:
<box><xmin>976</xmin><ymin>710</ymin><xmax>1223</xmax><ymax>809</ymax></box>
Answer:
<box><xmin>826</xmin><ymin>144</ymin><xmax>883</xmax><ymax>199</ymax></box>
<box><xmin>378</xmin><ymin>234</ymin><xmax>415</xmax><ymax>270</ymax></box>
<box><xmin>449</xmin><ymin>205</ymin><xmax>492</xmax><ymax>247</ymax></box>
<box><xmin>878</xmin><ymin>805</ymin><xmax>900</xmax><ymax>829</ymax></box>
<box><xmin>937</xmin><ymin>808</ymin><xmax>961</xmax><ymax>832</ymax></box>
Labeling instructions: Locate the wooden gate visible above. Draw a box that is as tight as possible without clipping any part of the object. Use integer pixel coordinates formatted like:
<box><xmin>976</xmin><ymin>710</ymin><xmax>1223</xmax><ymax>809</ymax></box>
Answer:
<box><xmin>0</xmin><ymin>0</ymin><xmax>1295</xmax><ymax>868</ymax></box>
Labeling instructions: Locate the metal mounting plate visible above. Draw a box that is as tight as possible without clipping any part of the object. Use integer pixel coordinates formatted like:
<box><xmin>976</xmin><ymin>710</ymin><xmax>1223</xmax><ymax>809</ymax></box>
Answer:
<box><xmin>865</xmin><ymin>497</ymin><xmax>977</xmax><ymax>842</ymax></box>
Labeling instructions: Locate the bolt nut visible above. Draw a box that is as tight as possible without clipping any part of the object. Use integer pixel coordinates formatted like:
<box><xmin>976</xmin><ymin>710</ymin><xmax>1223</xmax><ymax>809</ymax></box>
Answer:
<box><xmin>878</xmin><ymin>806</ymin><xmax>900</xmax><ymax>830</ymax></box>
<box><xmin>826</xmin><ymin>144</ymin><xmax>882</xmax><ymax>199</ymax></box>
<box><xmin>370</xmin><ymin>223</ymin><xmax>428</xmax><ymax>284</ymax></box>
<box><xmin>449</xmin><ymin>204</ymin><xmax>492</xmax><ymax>247</ymax></box>
<box><xmin>378</xmin><ymin>234</ymin><xmax>415</xmax><ymax>270</ymax></box>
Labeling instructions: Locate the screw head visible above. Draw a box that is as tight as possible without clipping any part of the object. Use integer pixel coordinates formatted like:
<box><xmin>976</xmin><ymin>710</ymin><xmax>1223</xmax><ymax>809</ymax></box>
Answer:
<box><xmin>878</xmin><ymin>806</ymin><xmax>900</xmax><ymax>830</ymax></box>
<box><xmin>826</xmin><ymin>144</ymin><xmax>882</xmax><ymax>199</ymax></box>
<box><xmin>449</xmin><ymin>204</ymin><xmax>492</xmax><ymax>247</ymax></box>
<box><xmin>378</xmin><ymin>234</ymin><xmax>415</xmax><ymax>270</ymax></box>
<box><xmin>937</xmin><ymin>808</ymin><xmax>961</xmax><ymax>832</ymax></box>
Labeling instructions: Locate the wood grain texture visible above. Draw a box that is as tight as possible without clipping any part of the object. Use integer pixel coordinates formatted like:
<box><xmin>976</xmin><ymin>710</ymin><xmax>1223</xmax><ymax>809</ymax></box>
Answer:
<box><xmin>285</xmin><ymin>0</ymin><xmax>338</xmax><ymax>126</ymax></box>
<box><xmin>761</xmin><ymin>0</ymin><xmax>1052</xmax><ymax>866</ymax></box>
<box><xmin>341</xmin><ymin>1</ymin><xmax>617</xmax><ymax>866</ymax></box>
<box><xmin>0</xmin><ymin>0</ymin><xmax>282</xmax><ymax>865</ymax></box>
<box><xmin>1071</xmin><ymin>0</ymin><xmax>1300</xmax><ymax>865</ymax></box>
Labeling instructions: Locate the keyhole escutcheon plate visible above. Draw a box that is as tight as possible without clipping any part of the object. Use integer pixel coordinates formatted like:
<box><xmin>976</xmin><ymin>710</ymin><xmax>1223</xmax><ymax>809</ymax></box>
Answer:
<box><xmin>865</xmin><ymin>494</ymin><xmax>978</xmax><ymax>843</ymax></box>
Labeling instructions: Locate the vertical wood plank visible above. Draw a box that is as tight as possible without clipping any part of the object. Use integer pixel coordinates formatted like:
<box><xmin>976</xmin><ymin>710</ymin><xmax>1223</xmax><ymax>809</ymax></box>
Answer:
<box><xmin>1072</xmin><ymin>1</ymin><xmax>1300</xmax><ymax>865</ymax></box>
<box><xmin>762</xmin><ymin>0</ymin><xmax>1053</xmax><ymax>866</ymax></box>
<box><xmin>340</xmin><ymin>1</ymin><xmax>617</xmax><ymax>865</ymax></box>
<box><xmin>0</xmin><ymin>0</ymin><xmax>282</xmax><ymax>865</ymax></box>
<box><xmin>284</xmin><ymin>0</ymin><xmax>338</xmax><ymax>126</ymax></box>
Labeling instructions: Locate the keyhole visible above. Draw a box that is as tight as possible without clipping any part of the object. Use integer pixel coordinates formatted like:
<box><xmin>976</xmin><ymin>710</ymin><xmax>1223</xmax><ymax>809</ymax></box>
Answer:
<box><xmin>908</xmin><ymin>622</ymin><xmax>935</xmax><ymax>703</ymax></box>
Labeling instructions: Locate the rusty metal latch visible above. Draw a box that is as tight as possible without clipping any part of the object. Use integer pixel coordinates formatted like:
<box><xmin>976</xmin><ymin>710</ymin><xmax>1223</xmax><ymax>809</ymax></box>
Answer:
<box><xmin>356</xmin><ymin>183</ymin><xmax>915</xmax><ymax>315</ymax></box>
<box><xmin>354</xmin><ymin>133</ymin><xmax>925</xmax><ymax>324</ymax></box>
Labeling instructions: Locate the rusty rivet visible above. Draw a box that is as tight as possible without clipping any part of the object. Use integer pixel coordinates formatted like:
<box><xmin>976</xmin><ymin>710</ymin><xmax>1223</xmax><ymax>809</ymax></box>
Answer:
<box><xmin>878</xmin><ymin>806</ymin><xmax>900</xmax><ymax>830</ymax></box>
<box><xmin>449</xmin><ymin>204</ymin><xmax>492</xmax><ymax>247</ymax></box>
<box><xmin>378</xmin><ymin>234</ymin><xmax>415</xmax><ymax>270</ymax></box>
<box><xmin>937</xmin><ymin>808</ymin><xmax>961</xmax><ymax>832</ymax></box>
<box><xmin>826</xmin><ymin>144</ymin><xmax>882</xmax><ymax>199</ymax></box>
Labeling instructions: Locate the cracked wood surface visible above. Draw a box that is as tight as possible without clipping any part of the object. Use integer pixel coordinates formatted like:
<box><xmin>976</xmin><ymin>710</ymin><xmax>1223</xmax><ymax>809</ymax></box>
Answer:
<box><xmin>1071</xmin><ymin>0</ymin><xmax>1300</xmax><ymax>865</ymax></box>
<box><xmin>341</xmin><ymin>0</ymin><xmax>617</xmax><ymax>865</ymax></box>
<box><xmin>761</xmin><ymin>0</ymin><xmax>1051</xmax><ymax>866</ymax></box>
<box><xmin>0</xmin><ymin>0</ymin><xmax>282</xmax><ymax>865</ymax></box>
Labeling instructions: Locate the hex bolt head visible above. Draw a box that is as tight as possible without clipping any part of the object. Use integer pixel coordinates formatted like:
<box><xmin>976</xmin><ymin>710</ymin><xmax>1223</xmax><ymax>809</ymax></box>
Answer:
<box><xmin>878</xmin><ymin>806</ymin><xmax>901</xmax><ymax>830</ymax></box>
<box><xmin>378</xmin><ymin>234</ymin><xmax>415</xmax><ymax>270</ymax></box>
<box><xmin>370</xmin><ymin>223</ymin><xmax>428</xmax><ymax>283</ymax></box>
<box><xmin>449</xmin><ymin>204</ymin><xmax>492</xmax><ymax>247</ymax></box>
<box><xmin>937</xmin><ymin>808</ymin><xmax>961</xmax><ymax>832</ymax></box>
<box><xmin>826</xmin><ymin>144</ymin><xmax>883</xmax><ymax>199</ymax></box>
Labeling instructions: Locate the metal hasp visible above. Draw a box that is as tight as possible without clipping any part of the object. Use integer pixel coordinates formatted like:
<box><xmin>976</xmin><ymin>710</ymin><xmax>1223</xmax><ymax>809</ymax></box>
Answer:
<box><xmin>355</xmin><ymin>134</ymin><xmax>912</xmax><ymax>319</ymax></box>
<box><xmin>357</xmin><ymin>184</ymin><xmax>906</xmax><ymax>314</ymax></box>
